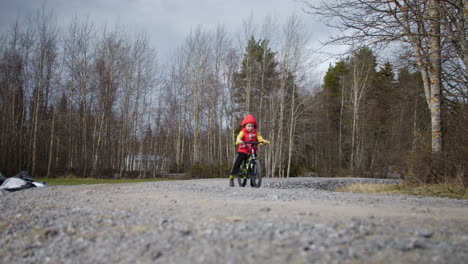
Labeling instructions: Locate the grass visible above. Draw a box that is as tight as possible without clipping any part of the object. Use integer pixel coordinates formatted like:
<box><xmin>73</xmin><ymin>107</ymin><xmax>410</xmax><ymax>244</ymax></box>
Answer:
<box><xmin>35</xmin><ymin>177</ymin><xmax>171</xmax><ymax>186</ymax></box>
<box><xmin>337</xmin><ymin>183</ymin><xmax>468</xmax><ymax>200</ymax></box>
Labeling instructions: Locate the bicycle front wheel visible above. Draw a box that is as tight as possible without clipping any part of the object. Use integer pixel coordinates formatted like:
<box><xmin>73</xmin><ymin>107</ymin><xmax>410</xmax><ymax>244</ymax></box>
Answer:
<box><xmin>250</xmin><ymin>160</ymin><xmax>262</xmax><ymax>188</ymax></box>
<box><xmin>237</xmin><ymin>173</ymin><xmax>247</xmax><ymax>187</ymax></box>
<box><xmin>237</xmin><ymin>162</ymin><xmax>247</xmax><ymax>187</ymax></box>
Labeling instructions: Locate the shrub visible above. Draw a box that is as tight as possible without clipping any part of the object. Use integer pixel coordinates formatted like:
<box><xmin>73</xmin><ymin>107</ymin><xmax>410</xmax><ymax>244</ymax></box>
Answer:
<box><xmin>406</xmin><ymin>145</ymin><xmax>467</xmax><ymax>187</ymax></box>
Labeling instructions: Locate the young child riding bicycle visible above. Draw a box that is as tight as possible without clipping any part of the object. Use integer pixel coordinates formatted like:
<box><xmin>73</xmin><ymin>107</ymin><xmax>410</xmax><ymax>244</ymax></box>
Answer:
<box><xmin>229</xmin><ymin>114</ymin><xmax>269</xmax><ymax>187</ymax></box>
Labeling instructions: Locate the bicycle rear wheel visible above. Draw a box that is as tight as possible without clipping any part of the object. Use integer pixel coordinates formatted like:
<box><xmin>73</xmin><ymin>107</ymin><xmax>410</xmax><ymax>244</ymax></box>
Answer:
<box><xmin>250</xmin><ymin>160</ymin><xmax>262</xmax><ymax>188</ymax></box>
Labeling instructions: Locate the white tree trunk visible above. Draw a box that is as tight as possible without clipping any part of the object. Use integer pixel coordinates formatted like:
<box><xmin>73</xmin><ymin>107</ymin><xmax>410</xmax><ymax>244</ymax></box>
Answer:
<box><xmin>429</xmin><ymin>0</ymin><xmax>443</xmax><ymax>153</ymax></box>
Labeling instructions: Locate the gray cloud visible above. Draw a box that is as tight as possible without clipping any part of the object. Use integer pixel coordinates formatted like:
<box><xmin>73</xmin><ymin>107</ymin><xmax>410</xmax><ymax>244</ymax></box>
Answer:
<box><xmin>0</xmin><ymin>0</ymin><xmax>335</xmax><ymax>72</ymax></box>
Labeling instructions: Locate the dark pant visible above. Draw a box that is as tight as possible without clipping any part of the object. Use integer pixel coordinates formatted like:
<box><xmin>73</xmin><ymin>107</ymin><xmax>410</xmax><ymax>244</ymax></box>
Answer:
<box><xmin>230</xmin><ymin>152</ymin><xmax>250</xmax><ymax>175</ymax></box>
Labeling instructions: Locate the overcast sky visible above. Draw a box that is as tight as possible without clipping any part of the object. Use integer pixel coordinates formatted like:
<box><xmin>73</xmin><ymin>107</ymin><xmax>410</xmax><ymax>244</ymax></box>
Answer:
<box><xmin>0</xmin><ymin>0</ymin><xmax>339</xmax><ymax>75</ymax></box>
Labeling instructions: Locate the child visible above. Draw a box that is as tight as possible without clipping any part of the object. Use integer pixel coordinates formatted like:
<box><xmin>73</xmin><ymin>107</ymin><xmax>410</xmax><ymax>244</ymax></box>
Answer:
<box><xmin>229</xmin><ymin>114</ymin><xmax>269</xmax><ymax>187</ymax></box>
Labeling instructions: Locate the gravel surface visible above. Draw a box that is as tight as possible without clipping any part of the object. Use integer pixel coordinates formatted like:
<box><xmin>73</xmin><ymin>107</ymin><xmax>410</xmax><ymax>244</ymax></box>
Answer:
<box><xmin>1</xmin><ymin>177</ymin><xmax>467</xmax><ymax>264</ymax></box>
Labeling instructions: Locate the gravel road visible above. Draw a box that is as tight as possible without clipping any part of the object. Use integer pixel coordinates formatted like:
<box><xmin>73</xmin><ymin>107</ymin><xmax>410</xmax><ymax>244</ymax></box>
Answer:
<box><xmin>1</xmin><ymin>177</ymin><xmax>467</xmax><ymax>264</ymax></box>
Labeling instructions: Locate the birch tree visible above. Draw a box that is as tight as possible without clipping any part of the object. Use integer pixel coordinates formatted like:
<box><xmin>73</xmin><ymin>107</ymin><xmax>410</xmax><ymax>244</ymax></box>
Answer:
<box><xmin>92</xmin><ymin>26</ymin><xmax>125</xmax><ymax>174</ymax></box>
<box><xmin>186</xmin><ymin>27</ymin><xmax>211</xmax><ymax>165</ymax></box>
<box><xmin>342</xmin><ymin>48</ymin><xmax>376</xmax><ymax>175</ymax></box>
<box><xmin>0</xmin><ymin>23</ymin><xmax>28</xmax><ymax>174</ymax></box>
<box><xmin>63</xmin><ymin>17</ymin><xmax>96</xmax><ymax>176</ymax></box>
<box><xmin>303</xmin><ymin>0</ymin><xmax>458</xmax><ymax>155</ymax></box>
<box><xmin>170</xmin><ymin>50</ymin><xmax>190</xmax><ymax>172</ymax></box>
<box><xmin>279</xmin><ymin>13</ymin><xmax>309</xmax><ymax>177</ymax></box>
<box><xmin>29</xmin><ymin>7</ymin><xmax>58</xmax><ymax>176</ymax></box>
<box><xmin>210</xmin><ymin>25</ymin><xmax>230</xmax><ymax>170</ymax></box>
<box><xmin>259</xmin><ymin>15</ymin><xmax>279</xmax><ymax>178</ymax></box>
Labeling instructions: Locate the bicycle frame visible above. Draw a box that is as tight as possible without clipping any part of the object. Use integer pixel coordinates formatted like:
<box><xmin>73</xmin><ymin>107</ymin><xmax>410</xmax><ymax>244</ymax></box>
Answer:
<box><xmin>241</xmin><ymin>145</ymin><xmax>256</xmax><ymax>172</ymax></box>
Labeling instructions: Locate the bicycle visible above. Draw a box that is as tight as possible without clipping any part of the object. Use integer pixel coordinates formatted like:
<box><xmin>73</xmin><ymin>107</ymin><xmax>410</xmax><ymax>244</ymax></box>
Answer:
<box><xmin>237</xmin><ymin>141</ymin><xmax>265</xmax><ymax>188</ymax></box>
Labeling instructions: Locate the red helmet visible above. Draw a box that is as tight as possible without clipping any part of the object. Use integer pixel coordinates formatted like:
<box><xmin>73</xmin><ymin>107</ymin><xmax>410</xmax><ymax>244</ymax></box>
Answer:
<box><xmin>241</xmin><ymin>114</ymin><xmax>258</xmax><ymax>128</ymax></box>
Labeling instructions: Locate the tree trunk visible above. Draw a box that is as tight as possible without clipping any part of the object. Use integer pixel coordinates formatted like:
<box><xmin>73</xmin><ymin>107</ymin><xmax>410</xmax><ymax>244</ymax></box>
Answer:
<box><xmin>46</xmin><ymin>106</ymin><xmax>56</xmax><ymax>177</ymax></box>
<box><xmin>286</xmin><ymin>83</ymin><xmax>297</xmax><ymax>178</ymax></box>
<box><xmin>412</xmin><ymin>98</ymin><xmax>418</xmax><ymax>153</ymax></box>
<box><xmin>338</xmin><ymin>77</ymin><xmax>345</xmax><ymax>169</ymax></box>
<box><xmin>428</xmin><ymin>0</ymin><xmax>443</xmax><ymax>153</ymax></box>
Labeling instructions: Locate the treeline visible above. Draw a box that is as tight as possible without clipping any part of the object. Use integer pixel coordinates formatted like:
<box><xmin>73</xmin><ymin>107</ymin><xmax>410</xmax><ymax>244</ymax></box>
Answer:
<box><xmin>0</xmin><ymin>5</ymin><xmax>466</xmax><ymax>185</ymax></box>
<box><xmin>0</xmin><ymin>9</ymin><xmax>312</xmax><ymax>178</ymax></box>
<box><xmin>308</xmin><ymin>48</ymin><xmax>465</xmax><ymax>181</ymax></box>
<box><xmin>0</xmin><ymin>11</ymin><xmax>159</xmax><ymax>178</ymax></box>
<box><xmin>303</xmin><ymin>0</ymin><xmax>467</xmax><ymax>185</ymax></box>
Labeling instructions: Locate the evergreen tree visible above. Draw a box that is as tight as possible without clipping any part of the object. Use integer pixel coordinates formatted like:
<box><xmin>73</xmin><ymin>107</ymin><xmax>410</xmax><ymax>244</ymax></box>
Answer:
<box><xmin>232</xmin><ymin>36</ymin><xmax>278</xmax><ymax>119</ymax></box>
<box><xmin>318</xmin><ymin>60</ymin><xmax>349</xmax><ymax>175</ymax></box>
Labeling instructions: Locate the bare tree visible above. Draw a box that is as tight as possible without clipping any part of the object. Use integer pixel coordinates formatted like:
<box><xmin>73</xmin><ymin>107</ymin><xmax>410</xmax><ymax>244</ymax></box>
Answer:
<box><xmin>29</xmin><ymin>6</ymin><xmax>59</xmax><ymax>176</ymax></box>
<box><xmin>259</xmin><ymin>15</ymin><xmax>279</xmax><ymax>178</ymax></box>
<box><xmin>303</xmin><ymin>0</ymin><xmax>463</xmax><ymax>155</ymax></box>
<box><xmin>210</xmin><ymin>25</ymin><xmax>231</xmax><ymax>170</ymax></box>
<box><xmin>346</xmin><ymin>48</ymin><xmax>375</xmax><ymax>175</ymax></box>
<box><xmin>186</xmin><ymin>27</ymin><xmax>211</xmax><ymax>165</ymax></box>
<box><xmin>440</xmin><ymin>0</ymin><xmax>467</xmax><ymax>106</ymax></box>
<box><xmin>170</xmin><ymin>50</ymin><xmax>190</xmax><ymax>172</ymax></box>
<box><xmin>92</xmin><ymin>25</ymin><xmax>126</xmax><ymax>175</ymax></box>
<box><xmin>0</xmin><ymin>22</ymin><xmax>29</xmax><ymax>174</ymax></box>
<box><xmin>440</xmin><ymin>0</ymin><xmax>468</xmax><ymax>69</ymax></box>
<box><xmin>224</xmin><ymin>47</ymin><xmax>241</xmax><ymax>165</ymax></box>
<box><xmin>63</xmin><ymin>16</ymin><xmax>96</xmax><ymax>176</ymax></box>
<box><xmin>279</xmin><ymin>13</ymin><xmax>310</xmax><ymax>177</ymax></box>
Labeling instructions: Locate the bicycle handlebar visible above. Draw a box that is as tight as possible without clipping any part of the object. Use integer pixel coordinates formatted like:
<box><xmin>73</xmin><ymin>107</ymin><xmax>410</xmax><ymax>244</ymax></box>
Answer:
<box><xmin>242</xmin><ymin>141</ymin><xmax>266</xmax><ymax>145</ymax></box>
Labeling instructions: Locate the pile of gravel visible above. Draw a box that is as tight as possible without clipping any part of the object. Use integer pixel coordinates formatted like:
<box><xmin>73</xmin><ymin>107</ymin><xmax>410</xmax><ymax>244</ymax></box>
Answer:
<box><xmin>263</xmin><ymin>177</ymin><xmax>400</xmax><ymax>191</ymax></box>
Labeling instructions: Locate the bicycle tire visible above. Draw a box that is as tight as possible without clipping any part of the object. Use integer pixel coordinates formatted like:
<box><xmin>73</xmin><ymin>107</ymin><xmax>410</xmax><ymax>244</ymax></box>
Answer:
<box><xmin>250</xmin><ymin>160</ymin><xmax>262</xmax><ymax>188</ymax></box>
<box><xmin>237</xmin><ymin>162</ymin><xmax>247</xmax><ymax>187</ymax></box>
<box><xmin>237</xmin><ymin>174</ymin><xmax>247</xmax><ymax>187</ymax></box>
<box><xmin>249</xmin><ymin>161</ymin><xmax>256</xmax><ymax>187</ymax></box>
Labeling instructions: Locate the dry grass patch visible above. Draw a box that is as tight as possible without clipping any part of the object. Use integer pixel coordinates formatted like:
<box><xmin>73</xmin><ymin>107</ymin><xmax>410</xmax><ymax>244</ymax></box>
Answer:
<box><xmin>337</xmin><ymin>183</ymin><xmax>467</xmax><ymax>200</ymax></box>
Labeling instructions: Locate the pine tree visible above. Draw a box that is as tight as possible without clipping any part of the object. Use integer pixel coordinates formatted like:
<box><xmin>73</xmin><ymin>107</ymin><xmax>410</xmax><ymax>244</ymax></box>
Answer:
<box><xmin>232</xmin><ymin>37</ymin><xmax>278</xmax><ymax>119</ymax></box>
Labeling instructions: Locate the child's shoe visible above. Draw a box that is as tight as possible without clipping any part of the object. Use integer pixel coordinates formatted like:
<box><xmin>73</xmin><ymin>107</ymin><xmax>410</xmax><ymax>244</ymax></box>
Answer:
<box><xmin>229</xmin><ymin>175</ymin><xmax>235</xmax><ymax>187</ymax></box>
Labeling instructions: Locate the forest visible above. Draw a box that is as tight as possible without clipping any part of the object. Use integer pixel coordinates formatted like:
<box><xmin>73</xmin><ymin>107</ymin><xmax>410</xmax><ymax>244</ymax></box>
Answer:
<box><xmin>0</xmin><ymin>0</ymin><xmax>466</xmax><ymax>187</ymax></box>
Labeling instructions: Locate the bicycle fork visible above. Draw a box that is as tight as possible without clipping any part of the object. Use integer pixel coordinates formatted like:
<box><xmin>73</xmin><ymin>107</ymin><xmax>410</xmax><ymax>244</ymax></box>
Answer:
<box><xmin>241</xmin><ymin>158</ymin><xmax>253</xmax><ymax>179</ymax></box>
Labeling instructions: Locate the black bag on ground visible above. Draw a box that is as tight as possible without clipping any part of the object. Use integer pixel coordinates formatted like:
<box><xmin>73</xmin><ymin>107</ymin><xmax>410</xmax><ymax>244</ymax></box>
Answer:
<box><xmin>0</xmin><ymin>171</ymin><xmax>46</xmax><ymax>192</ymax></box>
